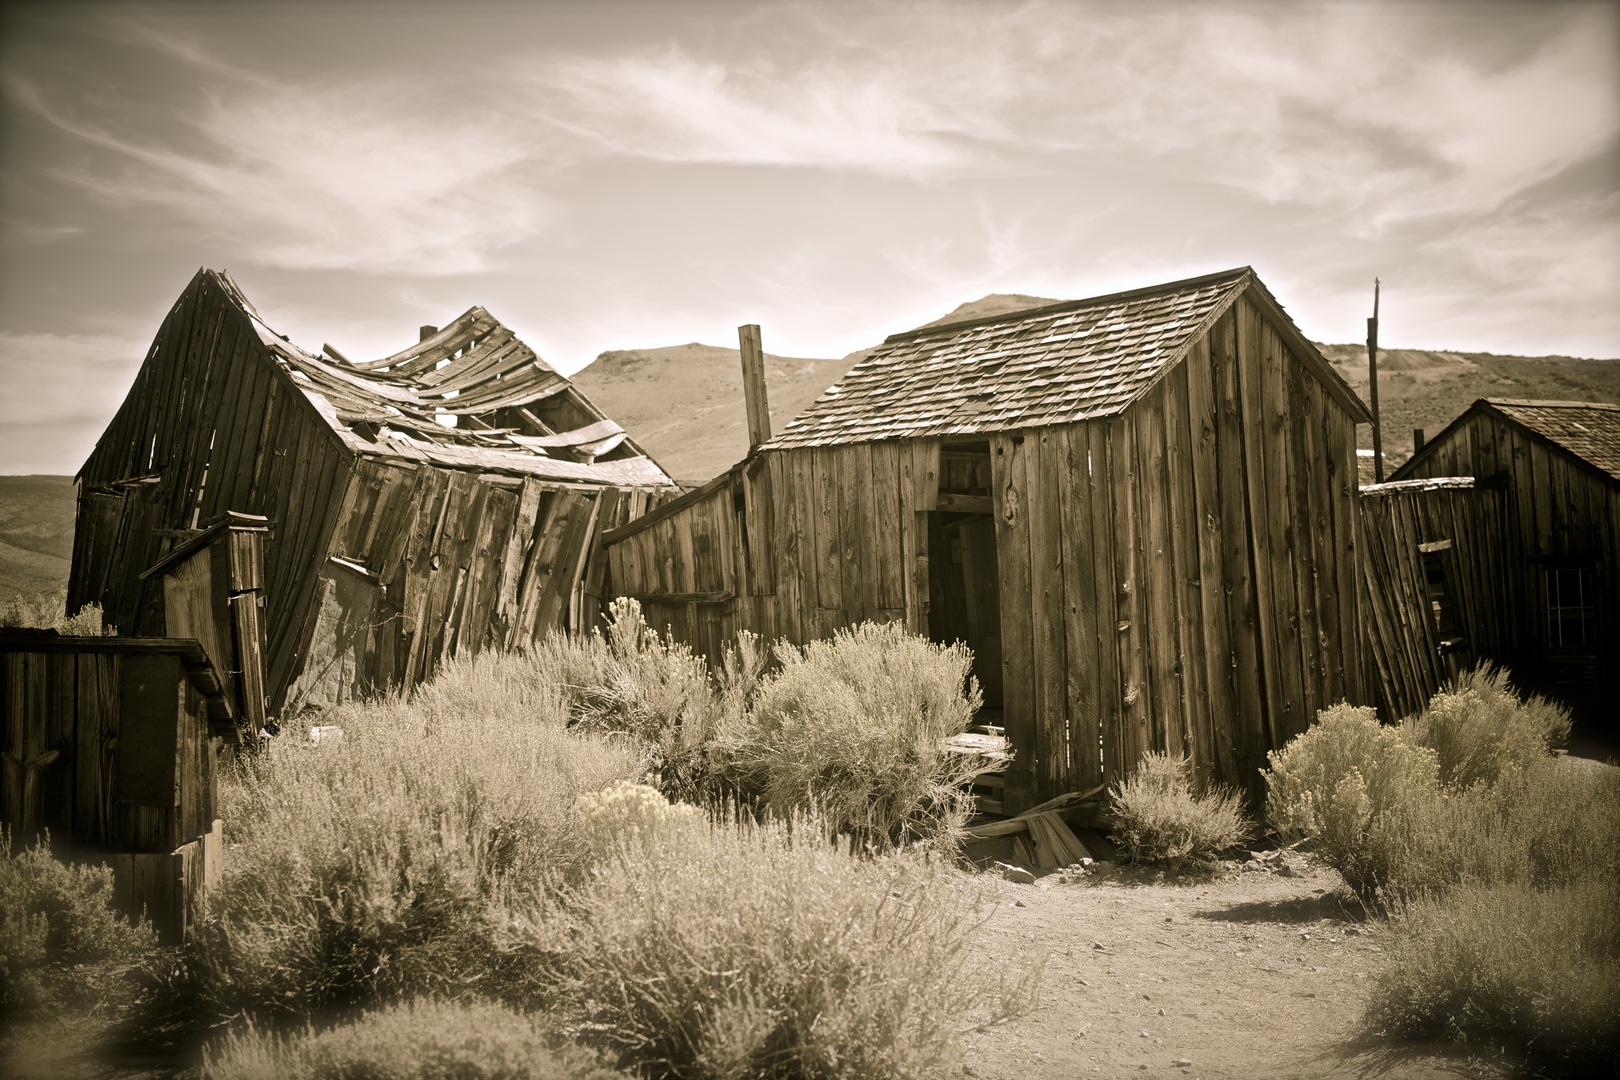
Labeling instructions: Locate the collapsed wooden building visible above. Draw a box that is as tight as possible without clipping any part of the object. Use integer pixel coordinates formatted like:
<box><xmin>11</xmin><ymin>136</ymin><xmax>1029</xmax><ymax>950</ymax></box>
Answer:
<box><xmin>1388</xmin><ymin>399</ymin><xmax>1619</xmax><ymax>722</ymax></box>
<box><xmin>69</xmin><ymin>269</ymin><xmax>677</xmax><ymax>714</ymax></box>
<box><xmin>600</xmin><ymin>268</ymin><xmax>1374</xmax><ymax>810</ymax></box>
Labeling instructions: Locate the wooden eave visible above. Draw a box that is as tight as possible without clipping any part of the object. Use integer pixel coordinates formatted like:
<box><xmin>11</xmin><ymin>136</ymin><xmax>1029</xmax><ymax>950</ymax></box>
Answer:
<box><xmin>0</xmin><ymin>631</ymin><xmax>233</xmax><ymax>721</ymax></box>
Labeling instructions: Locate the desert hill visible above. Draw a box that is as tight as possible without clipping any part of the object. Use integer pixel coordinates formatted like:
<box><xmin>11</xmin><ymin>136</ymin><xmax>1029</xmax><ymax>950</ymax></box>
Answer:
<box><xmin>570</xmin><ymin>342</ymin><xmax>851</xmax><ymax>486</ymax></box>
<box><xmin>0</xmin><ymin>474</ymin><xmax>76</xmax><ymax>603</ymax></box>
<box><xmin>1320</xmin><ymin>344</ymin><xmax>1620</xmax><ymax>467</ymax></box>
<box><xmin>570</xmin><ymin>295</ymin><xmax>1066</xmax><ymax>483</ymax></box>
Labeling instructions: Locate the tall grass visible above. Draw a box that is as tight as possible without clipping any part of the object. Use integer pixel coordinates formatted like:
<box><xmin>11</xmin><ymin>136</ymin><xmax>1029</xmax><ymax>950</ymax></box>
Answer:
<box><xmin>531</xmin><ymin>797</ymin><xmax>1006</xmax><ymax>1079</ymax></box>
<box><xmin>192</xmin><ymin>649</ymin><xmax>645</xmax><ymax>1022</ymax></box>
<box><xmin>714</xmin><ymin>622</ymin><xmax>984</xmax><ymax>851</ymax></box>
<box><xmin>1365</xmin><ymin>878</ymin><xmax>1620</xmax><ymax>1068</ymax></box>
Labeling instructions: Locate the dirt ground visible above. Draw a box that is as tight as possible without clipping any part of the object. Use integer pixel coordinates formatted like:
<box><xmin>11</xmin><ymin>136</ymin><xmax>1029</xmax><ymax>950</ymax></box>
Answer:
<box><xmin>958</xmin><ymin>848</ymin><xmax>1513</xmax><ymax>1080</ymax></box>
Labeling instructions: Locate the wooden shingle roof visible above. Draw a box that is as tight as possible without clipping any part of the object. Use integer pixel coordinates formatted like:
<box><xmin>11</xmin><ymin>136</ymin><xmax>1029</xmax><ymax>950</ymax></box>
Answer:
<box><xmin>767</xmin><ymin>266</ymin><xmax>1361</xmax><ymax>449</ymax></box>
<box><xmin>1485</xmin><ymin>399</ymin><xmax>1620</xmax><ymax>483</ymax></box>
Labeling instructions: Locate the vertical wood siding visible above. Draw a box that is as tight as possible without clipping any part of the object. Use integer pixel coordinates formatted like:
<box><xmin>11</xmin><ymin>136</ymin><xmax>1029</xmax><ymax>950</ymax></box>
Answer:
<box><xmin>1356</xmin><ymin>486</ymin><xmax>1516</xmax><ymax>721</ymax></box>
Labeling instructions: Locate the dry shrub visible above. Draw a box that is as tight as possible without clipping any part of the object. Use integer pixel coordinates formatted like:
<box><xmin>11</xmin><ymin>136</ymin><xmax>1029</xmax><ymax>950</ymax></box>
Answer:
<box><xmin>528</xmin><ymin>599</ymin><xmax>727</xmax><ymax>801</ymax></box>
<box><xmin>193</xmin><ymin>650</ymin><xmax>644</xmax><ymax>1023</ymax></box>
<box><xmin>0</xmin><ymin>828</ymin><xmax>156</xmax><ymax>1012</ymax></box>
<box><xmin>715</xmin><ymin>622</ymin><xmax>984</xmax><ymax>851</ymax></box>
<box><xmin>1403</xmin><ymin>664</ymin><xmax>1570</xmax><ymax>790</ymax></box>
<box><xmin>1366</xmin><ymin>878</ymin><xmax>1620</xmax><ymax>1070</ymax></box>
<box><xmin>205</xmin><ymin>999</ymin><xmax>624</xmax><ymax>1080</ymax></box>
<box><xmin>1265</xmin><ymin>703</ymin><xmax>1442</xmax><ymax>904</ymax></box>
<box><xmin>0</xmin><ymin>586</ymin><xmax>110</xmax><ymax>635</ymax></box>
<box><xmin>531</xmin><ymin>799</ymin><xmax>1008</xmax><ymax>1079</ymax></box>
<box><xmin>1108</xmin><ymin>752</ymin><xmax>1251</xmax><ymax>866</ymax></box>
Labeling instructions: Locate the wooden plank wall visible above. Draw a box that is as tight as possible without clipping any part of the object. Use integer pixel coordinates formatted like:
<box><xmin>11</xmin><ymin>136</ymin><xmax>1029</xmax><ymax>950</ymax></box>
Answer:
<box><xmin>283</xmin><ymin>457</ymin><xmax>672</xmax><ymax>709</ymax></box>
<box><xmin>0</xmin><ymin>649</ymin><xmax>216</xmax><ymax>854</ymax></box>
<box><xmin>1397</xmin><ymin>410</ymin><xmax>1617</xmax><ymax>715</ymax></box>
<box><xmin>1356</xmin><ymin>486</ymin><xmax>1515</xmax><ymax>721</ymax></box>
<box><xmin>981</xmin><ymin>297</ymin><xmax>1363</xmax><ymax>805</ymax></box>
<box><xmin>70</xmin><ymin>270</ymin><xmax>353</xmax><ymax>713</ymax></box>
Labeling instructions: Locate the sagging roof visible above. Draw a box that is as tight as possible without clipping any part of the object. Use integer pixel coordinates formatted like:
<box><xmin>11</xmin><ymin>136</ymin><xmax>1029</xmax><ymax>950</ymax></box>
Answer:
<box><xmin>765</xmin><ymin>266</ymin><xmax>1369</xmax><ymax>449</ymax></box>
<box><xmin>212</xmin><ymin>271</ymin><xmax>674</xmax><ymax>488</ymax></box>
<box><xmin>1398</xmin><ymin>398</ymin><xmax>1620</xmax><ymax>488</ymax></box>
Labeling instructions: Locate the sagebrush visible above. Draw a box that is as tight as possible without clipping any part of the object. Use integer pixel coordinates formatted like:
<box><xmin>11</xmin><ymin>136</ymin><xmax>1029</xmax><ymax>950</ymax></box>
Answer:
<box><xmin>190</xmin><ymin>652</ymin><xmax>644</xmax><ymax>1023</ymax></box>
<box><xmin>0</xmin><ymin>586</ymin><xmax>110</xmax><ymax>635</ymax></box>
<box><xmin>1402</xmin><ymin>664</ymin><xmax>1570</xmax><ymax>790</ymax></box>
<box><xmin>0</xmin><ymin>828</ymin><xmax>155</xmax><ymax>1012</ymax></box>
<box><xmin>714</xmin><ymin>621</ymin><xmax>984</xmax><ymax>851</ymax></box>
<box><xmin>531</xmin><ymin>795</ymin><xmax>1012</xmax><ymax>1079</ymax></box>
<box><xmin>1108</xmin><ymin>752</ymin><xmax>1250</xmax><ymax>866</ymax></box>
<box><xmin>205</xmin><ymin>998</ymin><xmax>625</xmax><ymax>1080</ymax></box>
<box><xmin>1264</xmin><ymin>702</ymin><xmax>1441</xmax><ymax>904</ymax></box>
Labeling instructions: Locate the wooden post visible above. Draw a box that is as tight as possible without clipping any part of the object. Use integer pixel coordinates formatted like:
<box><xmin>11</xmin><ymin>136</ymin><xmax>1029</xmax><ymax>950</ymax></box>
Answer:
<box><xmin>1367</xmin><ymin>278</ymin><xmax>1384</xmax><ymax>483</ymax></box>
<box><xmin>738</xmin><ymin>324</ymin><xmax>771</xmax><ymax>451</ymax></box>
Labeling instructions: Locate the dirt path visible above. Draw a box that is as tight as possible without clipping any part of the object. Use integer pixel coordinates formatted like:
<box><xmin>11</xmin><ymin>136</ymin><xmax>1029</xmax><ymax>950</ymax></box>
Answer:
<box><xmin>960</xmin><ymin>852</ymin><xmax>1510</xmax><ymax>1080</ymax></box>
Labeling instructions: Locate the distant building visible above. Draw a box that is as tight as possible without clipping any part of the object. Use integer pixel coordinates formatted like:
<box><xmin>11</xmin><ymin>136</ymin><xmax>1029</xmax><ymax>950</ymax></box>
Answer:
<box><xmin>70</xmin><ymin>269</ymin><xmax>676</xmax><ymax>713</ymax></box>
<box><xmin>1391</xmin><ymin>399</ymin><xmax>1619</xmax><ymax>721</ymax></box>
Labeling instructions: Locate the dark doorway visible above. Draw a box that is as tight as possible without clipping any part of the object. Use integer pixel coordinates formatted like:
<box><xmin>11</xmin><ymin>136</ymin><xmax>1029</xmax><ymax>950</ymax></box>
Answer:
<box><xmin>926</xmin><ymin>443</ymin><xmax>1002</xmax><ymax>708</ymax></box>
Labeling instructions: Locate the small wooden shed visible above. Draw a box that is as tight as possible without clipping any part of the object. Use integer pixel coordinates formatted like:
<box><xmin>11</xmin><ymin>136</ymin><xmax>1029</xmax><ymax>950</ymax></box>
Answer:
<box><xmin>1391</xmin><ymin>399</ymin><xmax>1620</xmax><ymax>720</ymax></box>
<box><xmin>1</xmin><ymin>631</ymin><xmax>227</xmax><ymax>941</ymax></box>
<box><xmin>70</xmin><ymin>269</ymin><xmax>678</xmax><ymax>714</ymax></box>
<box><xmin>602</xmin><ymin>268</ymin><xmax>1373</xmax><ymax>808</ymax></box>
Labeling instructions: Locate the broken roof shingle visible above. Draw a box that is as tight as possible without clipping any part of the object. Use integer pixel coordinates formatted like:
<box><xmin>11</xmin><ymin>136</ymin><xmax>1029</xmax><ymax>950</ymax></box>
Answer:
<box><xmin>765</xmin><ymin>267</ymin><xmax>1254</xmax><ymax>448</ymax></box>
<box><xmin>212</xmin><ymin>271</ymin><xmax>673</xmax><ymax>488</ymax></box>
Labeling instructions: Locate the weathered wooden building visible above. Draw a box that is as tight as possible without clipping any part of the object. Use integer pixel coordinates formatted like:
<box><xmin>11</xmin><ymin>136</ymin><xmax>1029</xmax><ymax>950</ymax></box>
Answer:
<box><xmin>1356</xmin><ymin>477</ymin><xmax>1516</xmax><ymax>722</ymax></box>
<box><xmin>70</xmin><ymin>269</ymin><xmax>677</xmax><ymax>713</ymax></box>
<box><xmin>602</xmin><ymin>268</ymin><xmax>1373</xmax><ymax>808</ymax></box>
<box><xmin>1391</xmin><ymin>399</ymin><xmax>1619</xmax><ymax>720</ymax></box>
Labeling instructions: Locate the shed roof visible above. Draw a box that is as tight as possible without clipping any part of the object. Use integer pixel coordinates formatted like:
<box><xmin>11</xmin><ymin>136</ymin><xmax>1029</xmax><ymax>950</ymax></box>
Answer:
<box><xmin>1395</xmin><ymin>398</ymin><xmax>1620</xmax><ymax>489</ymax></box>
<box><xmin>765</xmin><ymin>267</ymin><xmax>1368</xmax><ymax>449</ymax></box>
<box><xmin>211</xmin><ymin>271</ymin><xmax>674</xmax><ymax>488</ymax></box>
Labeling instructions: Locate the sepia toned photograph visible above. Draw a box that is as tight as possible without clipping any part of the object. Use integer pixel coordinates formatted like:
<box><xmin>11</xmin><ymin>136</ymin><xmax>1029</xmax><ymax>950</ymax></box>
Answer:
<box><xmin>1</xmin><ymin>2</ymin><xmax>1616</xmax><ymax>1077</ymax></box>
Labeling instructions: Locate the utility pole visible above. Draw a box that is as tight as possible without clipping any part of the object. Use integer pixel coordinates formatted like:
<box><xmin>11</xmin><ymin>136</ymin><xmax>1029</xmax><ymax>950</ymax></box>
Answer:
<box><xmin>1367</xmin><ymin>278</ymin><xmax>1384</xmax><ymax>484</ymax></box>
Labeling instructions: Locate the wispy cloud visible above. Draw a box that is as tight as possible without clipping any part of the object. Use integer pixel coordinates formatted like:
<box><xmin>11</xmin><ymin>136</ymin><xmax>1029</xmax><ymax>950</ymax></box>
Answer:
<box><xmin>526</xmin><ymin>44</ymin><xmax>1006</xmax><ymax>177</ymax></box>
<box><xmin>7</xmin><ymin>56</ymin><xmax>554</xmax><ymax>275</ymax></box>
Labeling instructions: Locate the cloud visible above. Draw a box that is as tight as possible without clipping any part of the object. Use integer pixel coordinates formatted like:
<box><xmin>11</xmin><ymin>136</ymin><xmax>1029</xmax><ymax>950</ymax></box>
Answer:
<box><xmin>526</xmin><ymin>44</ymin><xmax>1006</xmax><ymax>178</ymax></box>
<box><xmin>7</xmin><ymin>60</ymin><xmax>555</xmax><ymax>275</ymax></box>
<box><xmin>0</xmin><ymin>330</ymin><xmax>147</xmax><ymax>474</ymax></box>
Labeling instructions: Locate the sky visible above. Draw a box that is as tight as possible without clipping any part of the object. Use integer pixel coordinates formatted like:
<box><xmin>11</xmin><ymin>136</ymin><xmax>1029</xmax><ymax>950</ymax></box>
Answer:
<box><xmin>1</xmin><ymin>0</ymin><xmax>1616</xmax><ymax>475</ymax></box>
